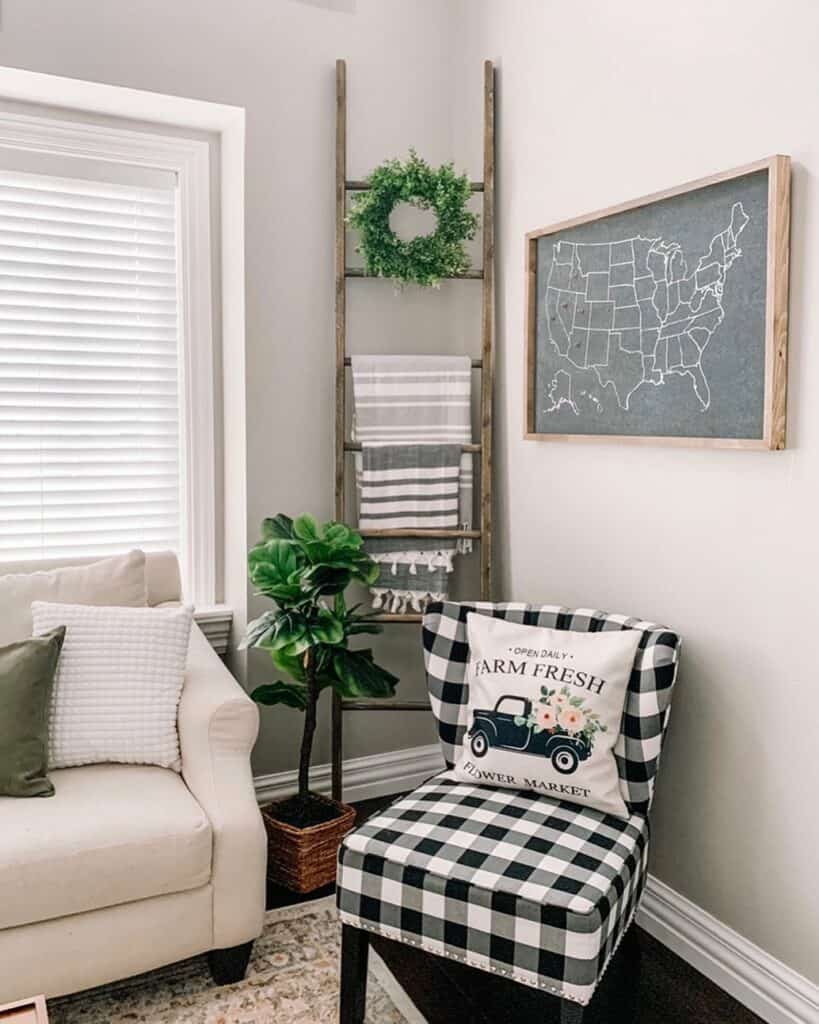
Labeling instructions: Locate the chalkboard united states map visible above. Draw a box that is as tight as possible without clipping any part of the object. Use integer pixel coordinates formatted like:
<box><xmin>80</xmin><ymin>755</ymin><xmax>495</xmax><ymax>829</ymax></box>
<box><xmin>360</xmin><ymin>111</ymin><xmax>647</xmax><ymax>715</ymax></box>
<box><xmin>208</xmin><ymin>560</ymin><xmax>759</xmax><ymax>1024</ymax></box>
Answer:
<box><xmin>544</xmin><ymin>202</ymin><xmax>749</xmax><ymax>417</ymax></box>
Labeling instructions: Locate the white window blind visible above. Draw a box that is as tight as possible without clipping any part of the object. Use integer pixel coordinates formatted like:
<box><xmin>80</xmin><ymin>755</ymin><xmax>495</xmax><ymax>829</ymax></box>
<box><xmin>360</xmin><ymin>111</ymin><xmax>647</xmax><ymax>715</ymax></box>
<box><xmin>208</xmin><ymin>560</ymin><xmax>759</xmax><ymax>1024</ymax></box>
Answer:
<box><xmin>0</xmin><ymin>167</ymin><xmax>183</xmax><ymax>561</ymax></box>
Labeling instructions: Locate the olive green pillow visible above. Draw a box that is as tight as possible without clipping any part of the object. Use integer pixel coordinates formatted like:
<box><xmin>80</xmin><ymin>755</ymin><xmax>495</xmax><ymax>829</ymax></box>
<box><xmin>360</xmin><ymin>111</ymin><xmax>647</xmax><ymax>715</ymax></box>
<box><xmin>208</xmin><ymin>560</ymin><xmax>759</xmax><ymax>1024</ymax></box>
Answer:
<box><xmin>0</xmin><ymin>627</ymin><xmax>65</xmax><ymax>798</ymax></box>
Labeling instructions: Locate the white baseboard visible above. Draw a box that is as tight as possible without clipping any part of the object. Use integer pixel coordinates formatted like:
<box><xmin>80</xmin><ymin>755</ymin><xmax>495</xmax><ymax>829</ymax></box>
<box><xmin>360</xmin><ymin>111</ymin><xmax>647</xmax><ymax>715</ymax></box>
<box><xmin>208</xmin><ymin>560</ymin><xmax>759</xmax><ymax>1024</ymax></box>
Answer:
<box><xmin>254</xmin><ymin>744</ymin><xmax>819</xmax><ymax>1024</ymax></box>
<box><xmin>253</xmin><ymin>742</ymin><xmax>445</xmax><ymax>806</ymax></box>
<box><xmin>639</xmin><ymin>876</ymin><xmax>819</xmax><ymax>1024</ymax></box>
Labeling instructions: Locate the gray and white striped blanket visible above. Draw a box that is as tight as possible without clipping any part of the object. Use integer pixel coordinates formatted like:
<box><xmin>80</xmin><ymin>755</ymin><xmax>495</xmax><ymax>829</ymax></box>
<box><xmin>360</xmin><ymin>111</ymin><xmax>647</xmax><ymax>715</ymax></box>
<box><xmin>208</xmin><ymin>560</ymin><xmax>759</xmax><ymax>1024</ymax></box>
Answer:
<box><xmin>351</xmin><ymin>354</ymin><xmax>473</xmax><ymax>550</ymax></box>
<box><xmin>360</xmin><ymin>444</ymin><xmax>461</xmax><ymax>613</ymax></box>
<box><xmin>352</xmin><ymin>356</ymin><xmax>472</xmax><ymax>614</ymax></box>
<box><xmin>359</xmin><ymin>444</ymin><xmax>461</xmax><ymax>530</ymax></box>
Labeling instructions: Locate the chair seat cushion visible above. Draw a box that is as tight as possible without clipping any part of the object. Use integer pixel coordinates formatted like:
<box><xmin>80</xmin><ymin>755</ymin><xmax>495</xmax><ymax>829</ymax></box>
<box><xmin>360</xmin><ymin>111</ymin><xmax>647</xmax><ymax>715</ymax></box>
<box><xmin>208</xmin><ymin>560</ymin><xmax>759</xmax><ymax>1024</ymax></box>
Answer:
<box><xmin>337</xmin><ymin>771</ymin><xmax>649</xmax><ymax>1006</ymax></box>
<box><xmin>0</xmin><ymin>763</ymin><xmax>212</xmax><ymax>929</ymax></box>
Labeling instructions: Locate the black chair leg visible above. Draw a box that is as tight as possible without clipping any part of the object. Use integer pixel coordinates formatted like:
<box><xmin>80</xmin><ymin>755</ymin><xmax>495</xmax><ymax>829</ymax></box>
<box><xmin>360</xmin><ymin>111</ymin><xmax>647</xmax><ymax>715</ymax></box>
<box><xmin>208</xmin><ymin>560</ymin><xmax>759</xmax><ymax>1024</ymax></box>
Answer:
<box><xmin>588</xmin><ymin>925</ymin><xmax>642</xmax><ymax>1023</ymax></box>
<box><xmin>560</xmin><ymin>1000</ymin><xmax>585</xmax><ymax>1023</ymax></box>
<box><xmin>340</xmin><ymin>924</ymin><xmax>369</xmax><ymax>1024</ymax></box>
<box><xmin>208</xmin><ymin>940</ymin><xmax>253</xmax><ymax>985</ymax></box>
<box><xmin>613</xmin><ymin>926</ymin><xmax>642</xmax><ymax>1022</ymax></box>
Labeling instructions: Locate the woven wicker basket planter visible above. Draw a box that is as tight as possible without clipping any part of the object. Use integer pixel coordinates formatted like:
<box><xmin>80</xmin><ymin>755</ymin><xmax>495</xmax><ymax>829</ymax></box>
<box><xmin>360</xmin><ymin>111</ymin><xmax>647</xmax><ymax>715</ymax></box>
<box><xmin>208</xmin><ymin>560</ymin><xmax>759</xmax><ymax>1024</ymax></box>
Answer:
<box><xmin>262</xmin><ymin>794</ymin><xmax>356</xmax><ymax>893</ymax></box>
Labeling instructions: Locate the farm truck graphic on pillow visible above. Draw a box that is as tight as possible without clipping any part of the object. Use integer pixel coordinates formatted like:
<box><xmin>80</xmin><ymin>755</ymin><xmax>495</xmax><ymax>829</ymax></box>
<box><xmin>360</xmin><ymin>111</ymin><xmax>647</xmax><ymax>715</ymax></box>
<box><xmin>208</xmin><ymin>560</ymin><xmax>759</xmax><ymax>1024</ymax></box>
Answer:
<box><xmin>469</xmin><ymin>685</ymin><xmax>603</xmax><ymax>775</ymax></box>
<box><xmin>453</xmin><ymin>614</ymin><xmax>641</xmax><ymax>819</ymax></box>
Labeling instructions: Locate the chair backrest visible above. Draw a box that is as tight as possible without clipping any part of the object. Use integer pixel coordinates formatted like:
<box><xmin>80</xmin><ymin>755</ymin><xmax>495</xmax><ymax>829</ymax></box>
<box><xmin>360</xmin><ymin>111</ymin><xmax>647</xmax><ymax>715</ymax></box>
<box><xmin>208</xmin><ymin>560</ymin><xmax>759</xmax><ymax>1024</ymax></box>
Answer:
<box><xmin>422</xmin><ymin>601</ymin><xmax>682</xmax><ymax>816</ymax></box>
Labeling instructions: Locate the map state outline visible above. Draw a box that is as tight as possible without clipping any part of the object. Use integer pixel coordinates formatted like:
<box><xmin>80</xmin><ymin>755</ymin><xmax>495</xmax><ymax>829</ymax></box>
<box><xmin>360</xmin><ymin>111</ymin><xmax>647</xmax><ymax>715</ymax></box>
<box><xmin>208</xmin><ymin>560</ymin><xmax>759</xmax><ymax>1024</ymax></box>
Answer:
<box><xmin>543</xmin><ymin>201</ymin><xmax>749</xmax><ymax>417</ymax></box>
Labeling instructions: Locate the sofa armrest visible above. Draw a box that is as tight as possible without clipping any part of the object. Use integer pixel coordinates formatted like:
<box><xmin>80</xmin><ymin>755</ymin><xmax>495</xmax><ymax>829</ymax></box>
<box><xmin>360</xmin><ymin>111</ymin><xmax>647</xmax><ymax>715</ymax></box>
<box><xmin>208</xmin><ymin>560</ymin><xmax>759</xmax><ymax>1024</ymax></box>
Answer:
<box><xmin>178</xmin><ymin>625</ymin><xmax>266</xmax><ymax>949</ymax></box>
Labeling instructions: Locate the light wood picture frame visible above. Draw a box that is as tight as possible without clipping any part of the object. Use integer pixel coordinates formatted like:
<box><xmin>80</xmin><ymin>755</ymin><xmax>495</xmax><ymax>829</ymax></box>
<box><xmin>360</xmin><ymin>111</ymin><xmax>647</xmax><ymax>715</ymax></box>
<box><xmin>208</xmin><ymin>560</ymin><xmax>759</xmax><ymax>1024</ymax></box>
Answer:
<box><xmin>524</xmin><ymin>156</ymin><xmax>790</xmax><ymax>449</ymax></box>
<box><xmin>0</xmin><ymin>995</ymin><xmax>49</xmax><ymax>1023</ymax></box>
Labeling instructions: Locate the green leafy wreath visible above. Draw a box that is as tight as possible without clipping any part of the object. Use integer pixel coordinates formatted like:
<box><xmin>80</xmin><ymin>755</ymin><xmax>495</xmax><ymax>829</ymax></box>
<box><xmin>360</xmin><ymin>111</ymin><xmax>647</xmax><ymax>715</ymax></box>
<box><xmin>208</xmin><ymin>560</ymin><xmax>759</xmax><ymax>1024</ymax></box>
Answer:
<box><xmin>348</xmin><ymin>150</ymin><xmax>479</xmax><ymax>287</ymax></box>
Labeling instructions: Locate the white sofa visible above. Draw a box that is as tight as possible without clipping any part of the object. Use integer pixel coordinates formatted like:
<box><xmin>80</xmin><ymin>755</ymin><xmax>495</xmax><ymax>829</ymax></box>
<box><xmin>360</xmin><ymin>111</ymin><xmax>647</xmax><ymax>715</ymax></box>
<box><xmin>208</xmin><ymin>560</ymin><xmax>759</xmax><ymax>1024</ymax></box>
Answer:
<box><xmin>0</xmin><ymin>553</ymin><xmax>267</xmax><ymax>1003</ymax></box>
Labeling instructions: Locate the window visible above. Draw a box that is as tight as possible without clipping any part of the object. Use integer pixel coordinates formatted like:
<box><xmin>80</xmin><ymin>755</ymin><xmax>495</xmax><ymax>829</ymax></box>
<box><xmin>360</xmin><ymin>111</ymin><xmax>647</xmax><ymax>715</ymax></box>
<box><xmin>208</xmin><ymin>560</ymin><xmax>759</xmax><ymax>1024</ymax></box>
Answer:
<box><xmin>0</xmin><ymin>112</ymin><xmax>218</xmax><ymax>606</ymax></box>
<box><xmin>0</xmin><ymin>169</ymin><xmax>183</xmax><ymax>561</ymax></box>
<box><xmin>495</xmin><ymin>697</ymin><xmax>528</xmax><ymax>717</ymax></box>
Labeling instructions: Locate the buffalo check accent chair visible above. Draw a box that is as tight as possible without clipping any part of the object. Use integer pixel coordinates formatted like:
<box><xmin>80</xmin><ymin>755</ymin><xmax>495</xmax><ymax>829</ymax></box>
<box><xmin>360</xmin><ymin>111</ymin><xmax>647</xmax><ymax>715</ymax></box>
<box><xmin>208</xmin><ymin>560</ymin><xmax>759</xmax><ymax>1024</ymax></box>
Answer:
<box><xmin>337</xmin><ymin>602</ymin><xmax>681</xmax><ymax>1022</ymax></box>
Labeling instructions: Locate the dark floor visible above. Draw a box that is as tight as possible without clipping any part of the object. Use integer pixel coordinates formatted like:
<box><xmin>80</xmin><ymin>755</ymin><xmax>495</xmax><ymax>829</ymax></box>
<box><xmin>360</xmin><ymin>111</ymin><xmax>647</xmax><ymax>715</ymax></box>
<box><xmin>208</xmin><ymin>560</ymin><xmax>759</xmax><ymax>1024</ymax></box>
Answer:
<box><xmin>266</xmin><ymin>796</ymin><xmax>763</xmax><ymax>1024</ymax></box>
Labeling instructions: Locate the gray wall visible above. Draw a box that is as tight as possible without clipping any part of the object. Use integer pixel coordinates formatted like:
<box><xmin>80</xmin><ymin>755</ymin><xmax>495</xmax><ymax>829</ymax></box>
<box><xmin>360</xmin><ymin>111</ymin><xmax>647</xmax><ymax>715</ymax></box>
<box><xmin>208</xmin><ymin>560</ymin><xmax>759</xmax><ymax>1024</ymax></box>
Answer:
<box><xmin>0</xmin><ymin>0</ymin><xmax>475</xmax><ymax>776</ymax></box>
<box><xmin>452</xmin><ymin>0</ymin><xmax>819</xmax><ymax>988</ymax></box>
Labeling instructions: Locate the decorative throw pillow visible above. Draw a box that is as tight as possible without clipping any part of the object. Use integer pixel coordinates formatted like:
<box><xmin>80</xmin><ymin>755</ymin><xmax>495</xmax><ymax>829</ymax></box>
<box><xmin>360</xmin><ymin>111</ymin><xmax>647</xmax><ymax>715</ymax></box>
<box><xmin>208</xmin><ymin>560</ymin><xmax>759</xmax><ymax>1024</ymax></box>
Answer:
<box><xmin>0</xmin><ymin>550</ymin><xmax>147</xmax><ymax>647</ymax></box>
<box><xmin>31</xmin><ymin>602</ymin><xmax>193</xmax><ymax>772</ymax></box>
<box><xmin>0</xmin><ymin>628</ymin><xmax>66</xmax><ymax>797</ymax></box>
<box><xmin>453</xmin><ymin>614</ymin><xmax>642</xmax><ymax>818</ymax></box>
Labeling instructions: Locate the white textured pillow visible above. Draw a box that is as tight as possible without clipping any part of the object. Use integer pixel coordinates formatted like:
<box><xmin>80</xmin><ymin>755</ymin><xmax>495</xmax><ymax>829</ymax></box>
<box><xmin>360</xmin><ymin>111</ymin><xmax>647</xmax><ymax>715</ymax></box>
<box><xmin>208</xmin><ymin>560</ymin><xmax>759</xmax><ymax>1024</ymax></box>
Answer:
<box><xmin>31</xmin><ymin>601</ymin><xmax>193</xmax><ymax>772</ymax></box>
<box><xmin>0</xmin><ymin>551</ymin><xmax>147</xmax><ymax>646</ymax></box>
<box><xmin>453</xmin><ymin>614</ymin><xmax>641</xmax><ymax>819</ymax></box>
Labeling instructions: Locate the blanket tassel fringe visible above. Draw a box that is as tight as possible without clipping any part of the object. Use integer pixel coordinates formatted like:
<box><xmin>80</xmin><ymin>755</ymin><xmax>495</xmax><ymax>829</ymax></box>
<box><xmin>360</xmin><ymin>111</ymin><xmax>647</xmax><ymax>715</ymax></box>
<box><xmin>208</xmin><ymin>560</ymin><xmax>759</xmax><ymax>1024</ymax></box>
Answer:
<box><xmin>370</xmin><ymin>588</ymin><xmax>448</xmax><ymax>614</ymax></box>
<box><xmin>369</xmin><ymin>550</ymin><xmax>456</xmax><ymax>573</ymax></box>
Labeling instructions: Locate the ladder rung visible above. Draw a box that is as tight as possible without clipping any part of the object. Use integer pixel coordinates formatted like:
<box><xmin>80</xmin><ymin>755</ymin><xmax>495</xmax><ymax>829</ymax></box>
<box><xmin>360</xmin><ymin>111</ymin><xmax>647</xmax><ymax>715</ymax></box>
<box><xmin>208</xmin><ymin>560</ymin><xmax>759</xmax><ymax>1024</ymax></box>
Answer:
<box><xmin>371</xmin><ymin>613</ymin><xmax>423</xmax><ymax>623</ymax></box>
<box><xmin>344</xmin><ymin>356</ymin><xmax>482</xmax><ymax>368</ymax></box>
<box><xmin>346</xmin><ymin>179</ymin><xmax>484</xmax><ymax>193</ymax></box>
<box><xmin>360</xmin><ymin>528</ymin><xmax>481</xmax><ymax>539</ymax></box>
<box><xmin>341</xmin><ymin>700</ymin><xmax>431</xmax><ymax>711</ymax></box>
<box><xmin>345</xmin><ymin>267</ymin><xmax>483</xmax><ymax>280</ymax></box>
<box><xmin>345</xmin><ymin>442</ymin><xmax>481</xmax><ymax>453</ymax></box>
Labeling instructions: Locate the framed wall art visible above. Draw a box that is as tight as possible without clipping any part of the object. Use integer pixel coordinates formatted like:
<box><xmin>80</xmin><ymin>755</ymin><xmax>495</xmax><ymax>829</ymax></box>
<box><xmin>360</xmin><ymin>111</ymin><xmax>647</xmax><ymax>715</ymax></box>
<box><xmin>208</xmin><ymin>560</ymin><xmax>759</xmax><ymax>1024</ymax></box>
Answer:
<box><xmin>524</xmin><ymin>156</ymin><xmax>790</xmax><ymax>449</ymax></box>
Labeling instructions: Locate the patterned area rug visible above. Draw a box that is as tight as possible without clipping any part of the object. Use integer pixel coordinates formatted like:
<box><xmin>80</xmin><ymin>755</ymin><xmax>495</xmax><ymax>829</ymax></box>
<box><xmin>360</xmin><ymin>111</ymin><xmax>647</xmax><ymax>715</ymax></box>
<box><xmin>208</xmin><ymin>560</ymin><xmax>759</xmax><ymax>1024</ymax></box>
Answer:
<box><xmin>49</xmin><ymin>896</ymin><xmax>425</xmax><ymax>1023</ymax></box>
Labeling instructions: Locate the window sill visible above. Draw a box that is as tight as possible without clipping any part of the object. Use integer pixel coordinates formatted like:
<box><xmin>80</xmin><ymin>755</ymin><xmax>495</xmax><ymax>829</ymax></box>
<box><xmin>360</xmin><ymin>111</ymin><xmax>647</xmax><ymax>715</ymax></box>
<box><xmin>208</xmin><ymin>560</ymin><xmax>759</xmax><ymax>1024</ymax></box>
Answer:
<box><xmin>194</xmin><ymin>605</ymin><xmax>233</xmax><ymax>656</ymax></box>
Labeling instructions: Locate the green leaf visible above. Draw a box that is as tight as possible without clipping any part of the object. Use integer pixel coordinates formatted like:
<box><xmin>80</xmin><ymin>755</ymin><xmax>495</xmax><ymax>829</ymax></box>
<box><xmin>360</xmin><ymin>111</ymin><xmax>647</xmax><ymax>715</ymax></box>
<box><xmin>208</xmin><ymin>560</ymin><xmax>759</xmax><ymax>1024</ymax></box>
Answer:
<box><xmin>302</xmin><ymin>563</ymin><xmax>354</xmax><ymax>596</ymax></box>
<box><xmin>255</xmin><ymin>610</ymin><xmax>309</xmax><ymax>656</ymax></box>
<box><xmin>250</xmin><ymin>680</ymin><xmax>309</xmax><ymax>711</ymax></box>
<box><xmin>261</xmin><ymin>514</ymin><xmax>295</xmax><ymax>541</ymax></box>
<box><xmin>354</xmin><ymin>556</ymin><xmax>380</xmax><ymax>586</ymax></box>
<box><xmin>299</xmin><ymin>545</ymin><xmax>377</xmax><ymax>596</ymax></box>
<box><xmin>309</xmin><ymin>608</ymin><xmax>345</xmax><ymax>645</ymax></box>
<box><xmin>343</xmin><ymin>604</ymin><xmax>384</xmax><ymax>637</ymax></box>
<box><xmin>513</xmin><ymin>715</ymin><xmax>527</xmax><ymax>726</ymax></box>
<box><xmin>248</xmin><ymin>539</ymin><xmax>306</xmax><ymax>603</ymax></box>
<box><xmin>325</xmin><ymin>522</ymin><xmax>362</xmax><ymax>550</ymax></box>
<box><xmin>300</xmin><ymin>540</ymin><xmax>335</xmax><ymax>564</ymax></box>
<box><xmin>270</xmin><ymin>648</ymin><xmax>306</xmax><ymax>682</ymax></box>
<box><xmin>292</xmin><ymin>514</ymin><xmax>321</xmax><ymax>544</ymax></box>
<box><xmin>330</xmin><ymin>647</ymin><xmax>398</xmax><ymax>700</ymax></box>
<box><xmin>241</xmin><ymin>609</ymin><xmax>279</xmax><ymax>650</ymax></box>
<box><xmin>277</xmin><ymin>634</ymin><xmax>312</xmax><ymax>658</ymax></box>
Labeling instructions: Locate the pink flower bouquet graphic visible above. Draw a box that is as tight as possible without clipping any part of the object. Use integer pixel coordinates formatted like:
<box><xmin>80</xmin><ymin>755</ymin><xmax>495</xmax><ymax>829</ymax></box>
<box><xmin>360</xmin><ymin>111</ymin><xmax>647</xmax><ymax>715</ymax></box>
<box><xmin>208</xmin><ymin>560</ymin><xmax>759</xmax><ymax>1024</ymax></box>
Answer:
<box><xmin>515</xmin><ymin>686</ymin><xmax>607</xmax><ymax>753</ymax></box>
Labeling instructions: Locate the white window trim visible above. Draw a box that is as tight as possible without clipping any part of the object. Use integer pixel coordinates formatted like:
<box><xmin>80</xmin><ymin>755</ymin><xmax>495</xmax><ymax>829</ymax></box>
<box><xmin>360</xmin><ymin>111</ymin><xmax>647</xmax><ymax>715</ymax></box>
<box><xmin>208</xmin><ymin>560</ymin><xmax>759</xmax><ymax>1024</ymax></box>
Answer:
<box><xmin>0</xmin><ymin>66</ymin><xmax>247</xmax><ymax>671</ymax></box>
<box><xmin>0</xmin><ymin>83</ymin><xmax>246</xmax><ymax>626</ymax></box>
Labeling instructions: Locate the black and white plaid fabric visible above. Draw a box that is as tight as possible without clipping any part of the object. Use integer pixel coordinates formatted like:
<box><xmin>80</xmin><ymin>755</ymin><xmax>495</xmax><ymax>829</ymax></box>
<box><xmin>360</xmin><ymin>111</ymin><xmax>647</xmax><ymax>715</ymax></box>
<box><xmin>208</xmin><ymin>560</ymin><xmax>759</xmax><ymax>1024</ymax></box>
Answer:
<box><xmin>338</xmin><ymin>602</ymin><xmax>680</xmax><ymax>1006</ymax></box>
<box><xmin>337</xmin><ymin>772</ymin><xmax>649</xmax><ymax>1006</ymax></box>
<box><xmin>422</xmin><ymin>601</ymin><xmax>682</xmax><ymax>814</ymax></box>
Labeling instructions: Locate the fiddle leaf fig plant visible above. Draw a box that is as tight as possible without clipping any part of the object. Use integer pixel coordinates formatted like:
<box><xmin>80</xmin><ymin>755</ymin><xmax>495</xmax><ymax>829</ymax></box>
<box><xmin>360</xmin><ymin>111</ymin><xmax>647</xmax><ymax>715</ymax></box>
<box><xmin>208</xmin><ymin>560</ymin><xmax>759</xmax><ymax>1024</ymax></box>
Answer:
<box><xmin>243</xmin><ymin>514</ymin><xmax>398</xmax><ymax>824</ymax></box>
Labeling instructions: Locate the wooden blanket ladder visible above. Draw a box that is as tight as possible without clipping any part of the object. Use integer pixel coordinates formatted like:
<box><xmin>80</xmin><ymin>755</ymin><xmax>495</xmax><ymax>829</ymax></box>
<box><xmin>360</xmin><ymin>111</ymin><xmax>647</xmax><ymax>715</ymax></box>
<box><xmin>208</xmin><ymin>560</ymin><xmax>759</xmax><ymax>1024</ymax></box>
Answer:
<box><xmin>332</xmin><ymin>58</ymin><xmax>495</xmax><ymax>801</ymax></box>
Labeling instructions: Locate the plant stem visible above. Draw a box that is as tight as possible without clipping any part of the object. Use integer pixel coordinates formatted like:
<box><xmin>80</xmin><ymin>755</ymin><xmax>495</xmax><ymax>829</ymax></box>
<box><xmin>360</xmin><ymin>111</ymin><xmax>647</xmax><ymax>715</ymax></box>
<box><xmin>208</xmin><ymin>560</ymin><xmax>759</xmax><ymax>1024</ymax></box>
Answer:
<box><xmin>298</xmin><ymin>648</ymin><xmax>318</xmax><ymax>804</ymax></box>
